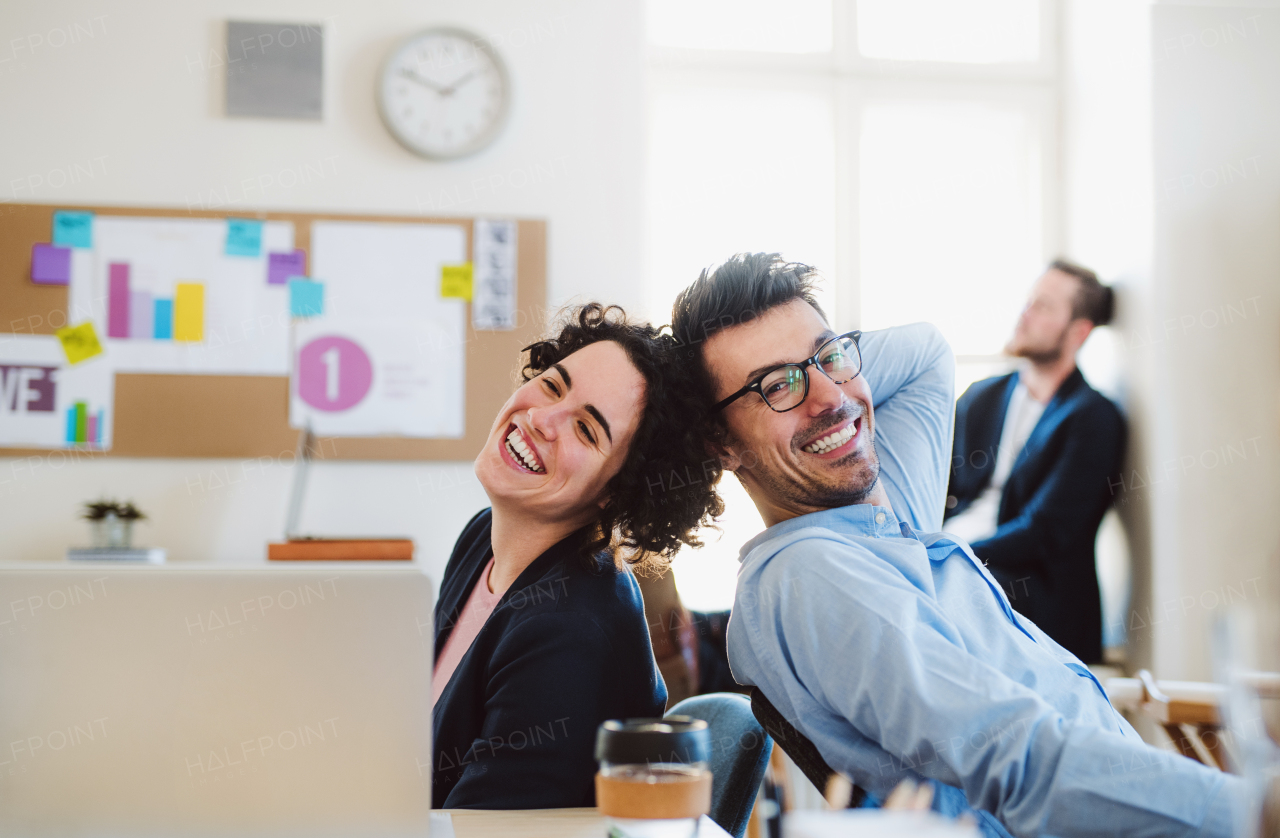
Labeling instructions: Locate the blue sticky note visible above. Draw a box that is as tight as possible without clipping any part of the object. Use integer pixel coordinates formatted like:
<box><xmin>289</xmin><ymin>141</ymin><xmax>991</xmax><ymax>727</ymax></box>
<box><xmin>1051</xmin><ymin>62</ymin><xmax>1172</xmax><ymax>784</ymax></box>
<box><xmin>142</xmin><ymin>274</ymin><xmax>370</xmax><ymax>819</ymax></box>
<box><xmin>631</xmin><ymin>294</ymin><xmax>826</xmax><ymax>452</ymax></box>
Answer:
<box><xmin>226</xmin><ymin>218</ymin><xmax>264</xmax><ymax>257</ymax></box>
<box><xmin>53</xmin><ymin>211</ymin><xmax>94</xmax><ymax>248</ymax></box>
<box><xmin>289</xmin><ymin>278</ymin><xmax>324</xmax><ymax>317</ymax></box>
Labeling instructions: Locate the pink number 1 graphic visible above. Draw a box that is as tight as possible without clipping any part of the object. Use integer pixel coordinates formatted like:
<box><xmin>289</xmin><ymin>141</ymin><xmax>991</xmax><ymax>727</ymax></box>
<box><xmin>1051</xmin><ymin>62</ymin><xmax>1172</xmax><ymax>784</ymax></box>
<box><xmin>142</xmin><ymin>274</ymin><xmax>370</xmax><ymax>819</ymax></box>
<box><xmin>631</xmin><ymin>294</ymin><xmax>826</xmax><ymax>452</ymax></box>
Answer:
<box><xmin>298</xmin><ymin>336</ymin><xmax>373</xmax><ymax>412</ymax></box>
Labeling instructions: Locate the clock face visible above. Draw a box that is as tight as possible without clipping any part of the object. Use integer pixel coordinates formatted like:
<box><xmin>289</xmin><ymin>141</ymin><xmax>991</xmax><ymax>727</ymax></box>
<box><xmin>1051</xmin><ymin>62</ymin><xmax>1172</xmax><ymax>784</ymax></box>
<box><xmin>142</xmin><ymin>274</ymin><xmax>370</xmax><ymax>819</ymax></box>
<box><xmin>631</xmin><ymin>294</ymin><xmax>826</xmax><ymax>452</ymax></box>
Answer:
<box><xmin>378</xmin><ymin>28</ymin><xmax>510</xmax><ymax>160</ymax></box>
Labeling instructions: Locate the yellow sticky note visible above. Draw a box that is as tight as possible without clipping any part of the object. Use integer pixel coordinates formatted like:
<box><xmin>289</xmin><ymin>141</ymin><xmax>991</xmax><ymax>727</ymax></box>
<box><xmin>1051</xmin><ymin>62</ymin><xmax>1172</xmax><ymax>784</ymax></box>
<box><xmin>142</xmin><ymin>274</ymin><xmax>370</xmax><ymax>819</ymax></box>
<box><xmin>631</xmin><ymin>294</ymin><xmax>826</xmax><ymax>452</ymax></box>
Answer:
<box><xmin>55</xmin><ymin>321</ymin><xmax>104</xmax><ymax>365</ymax></box>
<box><xmin>174</xmin><ymin>283</ymin><xmax>204</xmax><ymax>342</ymax></box>
<box><xmin>441</xmin><ymin>263</ymin><xmax>473</xmax><ymax>301</ymax></box>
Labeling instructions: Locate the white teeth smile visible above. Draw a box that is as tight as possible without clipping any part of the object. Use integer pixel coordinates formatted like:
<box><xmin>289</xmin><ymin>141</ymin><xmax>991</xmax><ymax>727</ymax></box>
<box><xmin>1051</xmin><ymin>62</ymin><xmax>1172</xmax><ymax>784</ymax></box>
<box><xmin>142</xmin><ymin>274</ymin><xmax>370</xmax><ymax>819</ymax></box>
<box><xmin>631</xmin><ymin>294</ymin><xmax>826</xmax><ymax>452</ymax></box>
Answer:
<box><xmin>505</xmin><ymin>428</ymin><xmax>544</xmax><ymax>473</ymax></box>
<box><xmin>803</xmin><ymin>421</ymin><xmax>856</xmax><ymax>454</ymax></box>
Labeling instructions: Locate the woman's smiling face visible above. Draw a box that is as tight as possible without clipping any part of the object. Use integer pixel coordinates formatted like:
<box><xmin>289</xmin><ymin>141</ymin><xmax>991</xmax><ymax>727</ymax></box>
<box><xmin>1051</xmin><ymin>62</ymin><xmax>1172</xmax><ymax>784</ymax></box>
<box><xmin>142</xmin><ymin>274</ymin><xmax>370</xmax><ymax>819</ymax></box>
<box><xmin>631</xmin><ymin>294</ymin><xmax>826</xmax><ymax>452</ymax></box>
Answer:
<box><xmin>474</xmin><ymin>340</ymin><xmax>648</xmax><ymax>530</ymax></box>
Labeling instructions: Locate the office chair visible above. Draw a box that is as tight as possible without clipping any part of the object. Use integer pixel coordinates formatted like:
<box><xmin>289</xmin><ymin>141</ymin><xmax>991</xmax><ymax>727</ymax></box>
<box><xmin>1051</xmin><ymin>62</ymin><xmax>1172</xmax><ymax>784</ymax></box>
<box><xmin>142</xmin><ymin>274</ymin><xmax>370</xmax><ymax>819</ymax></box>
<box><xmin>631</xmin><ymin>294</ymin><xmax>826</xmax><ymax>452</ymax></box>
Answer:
<box><xmin>666</xmin><ymin>693</ymin><xmax>773</xmax><ymax>838</ymax></box>
<box><xmin>748</xmin><ymin>687</ymin><xmax>868</xmax><ymax>808</ymax></box>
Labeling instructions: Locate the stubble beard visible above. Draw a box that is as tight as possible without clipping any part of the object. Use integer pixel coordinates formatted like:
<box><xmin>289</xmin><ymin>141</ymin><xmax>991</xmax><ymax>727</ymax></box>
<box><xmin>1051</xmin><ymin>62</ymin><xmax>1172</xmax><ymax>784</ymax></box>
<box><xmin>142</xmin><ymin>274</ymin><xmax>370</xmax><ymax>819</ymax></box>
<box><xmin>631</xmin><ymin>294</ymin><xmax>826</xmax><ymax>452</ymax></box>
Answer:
<box><xmin>1007</xmin><ymin>322</ymin><xmax>1071</xmax><ymax>365</ymax></box>
<box><xmin>743</xmin><ymin>427</ymin><xmax>883</xmax><ymax>514</ymax></box>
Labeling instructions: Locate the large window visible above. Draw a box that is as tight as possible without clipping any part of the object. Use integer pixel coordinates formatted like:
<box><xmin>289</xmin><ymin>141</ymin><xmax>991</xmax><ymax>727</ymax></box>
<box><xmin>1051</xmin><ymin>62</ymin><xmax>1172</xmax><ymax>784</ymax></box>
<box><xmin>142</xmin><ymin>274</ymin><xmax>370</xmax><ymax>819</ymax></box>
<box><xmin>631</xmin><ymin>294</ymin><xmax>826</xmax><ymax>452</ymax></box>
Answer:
<box><xmin>646</xmin><ymin>0</ymin><xmax>1060</xmax><ymax>611</ymax></box>
<box><xmin>856</xmin><ymin>0</ymin><xmax>1042</xmax><ymax>64</ymax></box>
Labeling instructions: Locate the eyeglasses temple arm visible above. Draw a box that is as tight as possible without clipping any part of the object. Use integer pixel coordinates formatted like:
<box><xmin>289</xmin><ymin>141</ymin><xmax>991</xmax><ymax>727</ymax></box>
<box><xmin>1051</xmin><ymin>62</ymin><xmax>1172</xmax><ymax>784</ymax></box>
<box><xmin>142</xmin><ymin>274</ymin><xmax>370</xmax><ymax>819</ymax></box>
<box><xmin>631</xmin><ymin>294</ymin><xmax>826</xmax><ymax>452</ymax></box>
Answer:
<box><xmin>710</xmin><ymin>383</ymin><xmax>753</xmax><ymax>414</ymax></box>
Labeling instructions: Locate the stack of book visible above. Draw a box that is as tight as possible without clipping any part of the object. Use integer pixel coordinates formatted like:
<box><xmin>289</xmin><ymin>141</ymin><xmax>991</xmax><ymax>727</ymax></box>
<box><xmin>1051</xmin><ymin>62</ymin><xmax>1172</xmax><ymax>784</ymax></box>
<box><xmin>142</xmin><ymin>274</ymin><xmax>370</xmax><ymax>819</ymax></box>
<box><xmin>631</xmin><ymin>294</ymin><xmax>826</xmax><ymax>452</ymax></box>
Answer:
<box><xmin>267</xmin><ymin>538</ymin><xmax>414</xmax><ymax>561</ymax></box>
<box><xmin>67</xmin><ymin>548</ymin><xmax>167</xmax><ymax>563</ymax></box>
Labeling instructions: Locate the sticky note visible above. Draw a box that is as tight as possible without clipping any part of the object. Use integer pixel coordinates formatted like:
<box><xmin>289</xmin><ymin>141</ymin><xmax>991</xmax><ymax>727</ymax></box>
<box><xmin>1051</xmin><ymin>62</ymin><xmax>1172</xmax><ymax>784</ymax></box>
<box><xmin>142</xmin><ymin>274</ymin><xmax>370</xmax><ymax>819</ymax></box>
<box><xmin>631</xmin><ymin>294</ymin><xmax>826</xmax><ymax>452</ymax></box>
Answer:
<box><xmin>268</xmin><ymin>249</ymin><xmax>306</xmax><ymax>284</ymax></box>
<box><xmin>174</xmin><ymin>283</ymin><xmax>205</xmax><ymax>341</ymax></box>
<box><xmin>226</xmin><ymin>218</ymin><xmax>264</xmax><ymax>257</ymax></box>
<box><xmin>31</xmin><ymin>243</ymin><xmax>71</xmax><ymax>285</ymax></box>
<box><xmin>56</xmin><ymin>321</ymin><xmax>104</xmax><ymax>365</ymax></box>
<box><xmin>290</xmin><ymin>278</ymin><xmax>324</xmax><ymax>317</ymax></box>
<box><xmin>441</xmin><ymin>262</ymin><xmax>474</xmax><ymax>301</ymax></box>
<box><xmin>52</xmin><ymin>211</ymin><xmax>94</xmax><ymax>248</ymax></box>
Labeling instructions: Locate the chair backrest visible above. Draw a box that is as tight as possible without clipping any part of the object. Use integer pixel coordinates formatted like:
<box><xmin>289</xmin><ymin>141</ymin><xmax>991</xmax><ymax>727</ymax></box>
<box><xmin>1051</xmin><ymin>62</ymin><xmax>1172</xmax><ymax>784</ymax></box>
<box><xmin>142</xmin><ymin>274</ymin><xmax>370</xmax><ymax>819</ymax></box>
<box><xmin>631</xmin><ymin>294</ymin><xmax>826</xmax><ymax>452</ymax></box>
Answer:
<box><xmin>666</xmin><ymin>692</ymin><xmax>773</xmax><ymax>838</ymax></box>
<box><xmin>749</xmin><ymin>687</ymin><xmax>868</xmax><ymax>807</ymax></box>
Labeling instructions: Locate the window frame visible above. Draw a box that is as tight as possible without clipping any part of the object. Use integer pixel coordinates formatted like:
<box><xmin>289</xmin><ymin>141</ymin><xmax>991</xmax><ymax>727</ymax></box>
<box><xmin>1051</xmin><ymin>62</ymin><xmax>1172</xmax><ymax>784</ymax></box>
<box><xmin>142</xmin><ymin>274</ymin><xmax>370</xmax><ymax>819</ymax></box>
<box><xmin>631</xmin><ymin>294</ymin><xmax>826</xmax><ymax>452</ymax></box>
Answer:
<box><xmin>645</xmin><ymin>0</ymin><xmax>1063</xmax><ymax>343</ymax></box>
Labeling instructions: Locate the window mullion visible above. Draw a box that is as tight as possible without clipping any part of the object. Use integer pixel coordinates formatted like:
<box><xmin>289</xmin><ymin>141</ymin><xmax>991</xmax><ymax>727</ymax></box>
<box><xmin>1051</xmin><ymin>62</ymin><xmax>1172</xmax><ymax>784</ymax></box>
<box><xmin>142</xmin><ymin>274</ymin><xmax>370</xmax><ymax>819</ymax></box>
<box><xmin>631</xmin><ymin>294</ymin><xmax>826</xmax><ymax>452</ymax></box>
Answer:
<box><xmin>835</xmin><ymin>77</ymin><xmax>861</xmax><ymax>331</ymax></box>
<box><xmin>833</xmin><ymin>0</ymin><xmax>858</xmax><ymax>73</ymax></box>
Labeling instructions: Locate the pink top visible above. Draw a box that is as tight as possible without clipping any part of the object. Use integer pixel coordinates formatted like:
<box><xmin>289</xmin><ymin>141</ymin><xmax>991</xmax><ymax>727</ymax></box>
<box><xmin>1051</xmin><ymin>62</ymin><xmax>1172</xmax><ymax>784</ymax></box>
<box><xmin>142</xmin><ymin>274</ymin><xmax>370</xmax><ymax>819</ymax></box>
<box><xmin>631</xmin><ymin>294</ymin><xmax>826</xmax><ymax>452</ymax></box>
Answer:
<box><xmin>432</xmin><ymin>557</ymin><xmax>503</xmax><ymax>705</ymax></box>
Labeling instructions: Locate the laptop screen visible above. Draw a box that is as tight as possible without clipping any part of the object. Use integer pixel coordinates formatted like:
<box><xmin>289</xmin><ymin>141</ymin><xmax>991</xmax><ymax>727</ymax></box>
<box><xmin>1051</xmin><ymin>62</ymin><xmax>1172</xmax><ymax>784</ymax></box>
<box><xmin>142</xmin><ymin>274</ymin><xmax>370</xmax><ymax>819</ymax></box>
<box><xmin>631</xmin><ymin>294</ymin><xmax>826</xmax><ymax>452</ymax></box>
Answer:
<box><xmin>0</xmin><ymin>565</ymin><xmax>433</xmax><ymax>838</ymax></box>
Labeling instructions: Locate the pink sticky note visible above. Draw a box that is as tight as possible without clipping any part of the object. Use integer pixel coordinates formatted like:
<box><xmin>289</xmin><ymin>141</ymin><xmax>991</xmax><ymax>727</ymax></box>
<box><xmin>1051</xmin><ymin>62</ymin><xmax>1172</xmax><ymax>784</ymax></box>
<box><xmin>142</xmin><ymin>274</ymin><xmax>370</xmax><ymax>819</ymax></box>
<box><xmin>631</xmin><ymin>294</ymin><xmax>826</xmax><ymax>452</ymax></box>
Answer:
<box><xmin>268</xmin><ymin>250</ymin><xmax>306</xmax><ymax>285</ymax></box>
<box><xmin>31</xmin><ymin>243</ymin><xmax>71</xmax><ymax>285</ymax></box>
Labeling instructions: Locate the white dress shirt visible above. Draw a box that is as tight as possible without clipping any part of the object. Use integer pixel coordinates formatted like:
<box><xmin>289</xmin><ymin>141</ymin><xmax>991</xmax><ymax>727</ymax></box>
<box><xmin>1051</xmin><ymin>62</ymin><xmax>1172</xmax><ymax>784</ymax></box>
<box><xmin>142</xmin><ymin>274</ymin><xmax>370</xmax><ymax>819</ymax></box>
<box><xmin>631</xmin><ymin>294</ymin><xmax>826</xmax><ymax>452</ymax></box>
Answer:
<box><xmin>943</xmin><ymin>379</ymin><xmax>1044</xmax><ymax>544</ymax></box>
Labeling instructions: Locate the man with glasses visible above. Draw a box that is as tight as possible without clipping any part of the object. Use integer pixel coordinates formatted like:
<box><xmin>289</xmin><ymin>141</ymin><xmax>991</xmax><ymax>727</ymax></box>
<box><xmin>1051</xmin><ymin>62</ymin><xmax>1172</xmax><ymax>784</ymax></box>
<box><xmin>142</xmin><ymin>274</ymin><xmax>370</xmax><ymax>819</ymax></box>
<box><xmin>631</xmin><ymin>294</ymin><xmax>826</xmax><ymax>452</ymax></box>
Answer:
<box><xmin>671</xmin><ymin>253</ymin><xmax>1243</xmax><ymax>838</ymax></box>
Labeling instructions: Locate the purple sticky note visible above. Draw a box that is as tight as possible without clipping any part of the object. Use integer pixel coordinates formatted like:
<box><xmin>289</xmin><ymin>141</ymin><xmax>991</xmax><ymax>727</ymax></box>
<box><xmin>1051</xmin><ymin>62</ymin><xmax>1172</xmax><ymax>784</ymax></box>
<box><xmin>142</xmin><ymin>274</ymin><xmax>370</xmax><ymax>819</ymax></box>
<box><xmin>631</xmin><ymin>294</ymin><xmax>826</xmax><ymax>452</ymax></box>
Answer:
<box><xmin>31</xmin><ymin>243</ymin><xmax>71</xmax><ymax>285</ymax></box>
<box><xmin>268</xmin><ymin>250</ymin><xmax>306</xmax><ymax>285</ymax></box>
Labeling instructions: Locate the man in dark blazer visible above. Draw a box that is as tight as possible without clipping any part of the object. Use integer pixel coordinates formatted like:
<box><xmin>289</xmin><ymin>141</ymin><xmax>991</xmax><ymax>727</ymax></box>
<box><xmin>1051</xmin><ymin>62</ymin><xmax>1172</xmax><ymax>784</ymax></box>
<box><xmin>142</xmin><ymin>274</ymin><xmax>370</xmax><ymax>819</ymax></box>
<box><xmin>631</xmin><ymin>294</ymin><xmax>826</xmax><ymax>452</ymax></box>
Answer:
<box><xmin>944</xmin><ymin>260</ymin><xmax>1125</xmax><ymax>664</ymax></box>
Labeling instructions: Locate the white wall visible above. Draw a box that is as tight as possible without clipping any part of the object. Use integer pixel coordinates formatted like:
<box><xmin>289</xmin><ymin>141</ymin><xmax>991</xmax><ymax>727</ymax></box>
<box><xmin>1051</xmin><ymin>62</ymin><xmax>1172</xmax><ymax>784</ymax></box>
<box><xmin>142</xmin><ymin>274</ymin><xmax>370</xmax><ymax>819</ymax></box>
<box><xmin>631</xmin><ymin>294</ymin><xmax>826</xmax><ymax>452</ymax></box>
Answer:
<box><xmin>1067</xmin><ymin>1</ymin><xmax>1280</xmax><ymax>679</ymax></box>
<box><xmin>0</xmin><ymin>0</ymin><xmax>646</xmax><ymax>583</ymax></box>
<box><xmin>1146</xmin><ymin>3</ymin><xmax>1280</xmax><ymax>679</ymax></box>
<box><xmin>1061</xmin><ymin>0</ymin><xmax>1155</xmax><ymax>663</ymax></box>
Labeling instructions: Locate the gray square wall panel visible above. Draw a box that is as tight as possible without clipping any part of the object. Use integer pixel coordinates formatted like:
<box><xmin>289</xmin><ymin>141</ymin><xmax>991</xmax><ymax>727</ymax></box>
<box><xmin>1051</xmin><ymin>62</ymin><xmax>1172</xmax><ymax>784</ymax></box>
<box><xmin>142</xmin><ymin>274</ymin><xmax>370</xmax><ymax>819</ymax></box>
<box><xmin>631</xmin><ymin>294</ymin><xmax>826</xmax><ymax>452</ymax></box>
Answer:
<box><xmin>226</xmin><ymin>20</ymin><xmax>324</xmax><ymax>119</ymax></box>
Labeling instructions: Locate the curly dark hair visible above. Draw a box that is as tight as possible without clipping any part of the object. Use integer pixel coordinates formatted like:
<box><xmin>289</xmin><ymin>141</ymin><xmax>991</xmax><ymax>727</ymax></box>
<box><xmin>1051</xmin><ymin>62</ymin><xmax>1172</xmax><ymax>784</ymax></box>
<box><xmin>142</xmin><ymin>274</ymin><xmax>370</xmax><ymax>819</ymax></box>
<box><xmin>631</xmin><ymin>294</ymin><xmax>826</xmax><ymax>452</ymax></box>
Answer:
<box><xmin>520</xmin><ymin>303</ymin><xmax>724</xmax><ymax>573</ymax></box>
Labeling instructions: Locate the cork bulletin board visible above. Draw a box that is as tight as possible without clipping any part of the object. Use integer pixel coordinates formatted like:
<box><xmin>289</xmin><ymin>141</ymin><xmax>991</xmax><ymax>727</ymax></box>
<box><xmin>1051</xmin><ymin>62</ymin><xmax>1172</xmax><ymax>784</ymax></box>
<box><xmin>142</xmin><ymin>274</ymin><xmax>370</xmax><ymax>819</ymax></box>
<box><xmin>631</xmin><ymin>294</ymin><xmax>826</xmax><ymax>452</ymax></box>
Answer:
<box><xmin>0</xmin><ymin>203</ymin><xmax>546</xmax><ymax>461</ymax></box>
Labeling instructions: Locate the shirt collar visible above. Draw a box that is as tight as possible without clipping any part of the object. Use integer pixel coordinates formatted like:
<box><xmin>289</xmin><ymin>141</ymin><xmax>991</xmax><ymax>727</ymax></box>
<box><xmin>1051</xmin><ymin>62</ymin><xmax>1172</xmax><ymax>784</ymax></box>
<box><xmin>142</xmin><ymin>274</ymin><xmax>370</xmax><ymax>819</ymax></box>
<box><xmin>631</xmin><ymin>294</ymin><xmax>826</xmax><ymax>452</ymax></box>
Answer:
<box><xmin>739</xmin><ymin>503</ymin><xmax>903</xmax><ymax>562</ymax></box>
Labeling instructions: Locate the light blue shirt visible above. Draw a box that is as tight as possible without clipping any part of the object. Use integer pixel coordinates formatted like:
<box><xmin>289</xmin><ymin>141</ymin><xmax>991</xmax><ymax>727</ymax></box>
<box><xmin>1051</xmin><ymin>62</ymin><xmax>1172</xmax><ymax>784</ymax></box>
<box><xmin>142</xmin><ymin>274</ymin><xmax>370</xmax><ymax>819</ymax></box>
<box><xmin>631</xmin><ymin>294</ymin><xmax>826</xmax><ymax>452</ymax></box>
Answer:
<box><xmin>726</xmin><ymin>323</ymin><xmax>1242</xmax><ymax>838</ymax></box>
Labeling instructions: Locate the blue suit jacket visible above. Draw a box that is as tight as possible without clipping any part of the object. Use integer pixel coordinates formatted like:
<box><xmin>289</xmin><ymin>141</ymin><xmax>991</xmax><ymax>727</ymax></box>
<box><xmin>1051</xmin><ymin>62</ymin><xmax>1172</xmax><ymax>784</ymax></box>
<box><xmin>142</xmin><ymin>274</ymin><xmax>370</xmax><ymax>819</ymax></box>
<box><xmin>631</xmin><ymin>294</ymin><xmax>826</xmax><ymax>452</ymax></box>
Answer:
<box><xmin>431</xmin><ymin>509</ymin><xmax>666</xmax><ymax>808</ymax></box>
<box><xmin>944</xmin><ymin>369</ymin><xmax>1125</xmax><ymax>663</ymax></box>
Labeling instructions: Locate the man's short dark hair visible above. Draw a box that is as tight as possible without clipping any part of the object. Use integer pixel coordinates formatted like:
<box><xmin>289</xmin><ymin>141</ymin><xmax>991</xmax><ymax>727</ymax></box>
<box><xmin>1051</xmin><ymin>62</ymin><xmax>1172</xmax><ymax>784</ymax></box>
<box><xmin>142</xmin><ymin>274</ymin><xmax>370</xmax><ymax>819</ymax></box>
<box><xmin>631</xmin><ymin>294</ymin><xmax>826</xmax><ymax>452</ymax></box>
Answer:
<box><xmin>1049</xmin><ymin>258</ymin><xmax>1114</xmax><ymax>326</ymax></box>
<box><xmin>671</xmin><ymin>253</ymin><xmax>827</xmax><ymax>443</ymax></box>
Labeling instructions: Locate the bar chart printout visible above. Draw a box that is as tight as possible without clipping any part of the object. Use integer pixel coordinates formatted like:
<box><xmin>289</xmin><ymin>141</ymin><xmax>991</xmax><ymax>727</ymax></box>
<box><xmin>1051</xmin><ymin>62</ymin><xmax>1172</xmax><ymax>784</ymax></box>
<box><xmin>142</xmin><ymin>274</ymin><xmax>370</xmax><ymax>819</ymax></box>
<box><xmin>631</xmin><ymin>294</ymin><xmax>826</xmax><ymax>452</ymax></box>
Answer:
<box><xmin>154</xmin><ymin>299</ymin><xmax>173</xmax><ymax>339</ymax></box>
<box><xmin>174</xmin><ymin>283</ymin><xmax>204</xmax><ymax>342</ymax></box>
<box><xmin>64</xmin><ymin>401</ymin><xmax>104</xmax><ymax>447</ymax></box>
<box><xmin>108</xmin><ymin>263</ymin><xmax>130</xmax><ymax>338</ymax></box>
<box><xmin>130</xmin><ymin>290</ymin><xmax>154</xmax><ymax>339</ymax></box>
<box><xmin>105</xmin><ymin>261</ymin><xmax>201</xmax><ymax>343</ymax></box>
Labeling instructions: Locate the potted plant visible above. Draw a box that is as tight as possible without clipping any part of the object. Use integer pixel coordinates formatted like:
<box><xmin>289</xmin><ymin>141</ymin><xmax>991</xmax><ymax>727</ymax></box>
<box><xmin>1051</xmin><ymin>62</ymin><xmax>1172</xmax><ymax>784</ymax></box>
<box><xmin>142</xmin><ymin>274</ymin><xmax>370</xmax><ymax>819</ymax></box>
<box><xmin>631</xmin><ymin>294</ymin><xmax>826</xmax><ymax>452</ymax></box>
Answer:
<box><xmin>82</xmin><ymin>499</ymin><xmax>146</xmax><ymax>550</ymax></box>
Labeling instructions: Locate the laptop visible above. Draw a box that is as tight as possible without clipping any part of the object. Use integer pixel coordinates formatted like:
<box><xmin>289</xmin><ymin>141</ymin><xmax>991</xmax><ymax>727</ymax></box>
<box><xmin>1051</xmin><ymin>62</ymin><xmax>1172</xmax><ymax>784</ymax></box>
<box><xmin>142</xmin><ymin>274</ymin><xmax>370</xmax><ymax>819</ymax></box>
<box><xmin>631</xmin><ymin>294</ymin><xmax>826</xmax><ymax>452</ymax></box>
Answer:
<box><xmin>0</xmin><ymin>564</ymin><xmax>434</xmax><ymax>837</ymax></box>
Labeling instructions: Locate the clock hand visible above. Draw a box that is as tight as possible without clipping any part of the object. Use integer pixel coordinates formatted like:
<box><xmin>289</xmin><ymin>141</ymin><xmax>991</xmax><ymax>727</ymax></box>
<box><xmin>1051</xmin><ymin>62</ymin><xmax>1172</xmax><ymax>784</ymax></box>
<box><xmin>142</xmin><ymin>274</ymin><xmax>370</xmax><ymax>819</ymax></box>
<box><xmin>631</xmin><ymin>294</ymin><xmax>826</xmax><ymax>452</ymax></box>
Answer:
<box><xmin>397</xmin><ymin>67</ymin><xmax>445</xmax><ymax>94</ymax></box>
<box><xmin>438</xmin><ymin>70</ymin><xmax>479</xmax><ymax>96</ymax></box>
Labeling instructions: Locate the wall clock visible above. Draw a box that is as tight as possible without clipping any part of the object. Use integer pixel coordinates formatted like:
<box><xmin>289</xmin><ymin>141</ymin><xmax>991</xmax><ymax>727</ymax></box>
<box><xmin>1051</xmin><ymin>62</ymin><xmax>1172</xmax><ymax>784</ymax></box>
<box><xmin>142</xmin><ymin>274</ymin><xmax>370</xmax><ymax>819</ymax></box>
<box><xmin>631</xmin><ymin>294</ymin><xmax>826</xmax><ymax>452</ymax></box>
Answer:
<box><xmin>377</xmin><ymin>27</ymin><xmax>510</xmax><ymax>160</ymax></box>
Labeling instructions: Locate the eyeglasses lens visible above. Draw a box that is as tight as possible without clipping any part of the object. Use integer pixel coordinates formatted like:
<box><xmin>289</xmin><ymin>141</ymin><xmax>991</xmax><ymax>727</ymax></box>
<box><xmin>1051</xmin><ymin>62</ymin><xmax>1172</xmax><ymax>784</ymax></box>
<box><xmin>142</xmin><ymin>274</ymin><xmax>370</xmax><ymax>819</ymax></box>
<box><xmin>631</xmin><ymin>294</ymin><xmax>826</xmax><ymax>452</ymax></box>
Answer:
<box><xmin>760</xmin><ymin>366</ymin><xmax>807</xmax><ymax>410</ymax></box>
<box><xmin>757</xmin><ymin>336</ymin><xmax>861</xmax><ymax>412</ymax></box>
<box><xmin>822</xmin><ymin>338</ymin><xmax>860</xmax><ymax>384</ymax></box>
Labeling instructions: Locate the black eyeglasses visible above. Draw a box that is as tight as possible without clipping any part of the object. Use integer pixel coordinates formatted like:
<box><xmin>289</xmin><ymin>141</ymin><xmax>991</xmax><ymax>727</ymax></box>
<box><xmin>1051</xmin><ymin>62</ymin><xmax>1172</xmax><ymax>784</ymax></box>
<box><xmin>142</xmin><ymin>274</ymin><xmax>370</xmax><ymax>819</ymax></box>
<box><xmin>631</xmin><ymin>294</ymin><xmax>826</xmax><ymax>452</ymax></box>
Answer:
<box><xmin>711</xmin><ymin>331</ymin><xmax>863</xmax><ymax>414</ymax></box>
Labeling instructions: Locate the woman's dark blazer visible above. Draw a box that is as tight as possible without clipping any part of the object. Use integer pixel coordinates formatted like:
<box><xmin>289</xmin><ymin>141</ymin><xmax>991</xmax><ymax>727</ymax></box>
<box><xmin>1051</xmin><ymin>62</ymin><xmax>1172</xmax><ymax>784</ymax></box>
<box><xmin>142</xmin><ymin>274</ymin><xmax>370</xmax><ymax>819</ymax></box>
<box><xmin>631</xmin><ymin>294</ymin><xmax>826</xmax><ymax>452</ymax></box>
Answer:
<box><xmin>431</xmin><ymin>508</ymin><xmax>666</xmax><ymax>809</ymax></box>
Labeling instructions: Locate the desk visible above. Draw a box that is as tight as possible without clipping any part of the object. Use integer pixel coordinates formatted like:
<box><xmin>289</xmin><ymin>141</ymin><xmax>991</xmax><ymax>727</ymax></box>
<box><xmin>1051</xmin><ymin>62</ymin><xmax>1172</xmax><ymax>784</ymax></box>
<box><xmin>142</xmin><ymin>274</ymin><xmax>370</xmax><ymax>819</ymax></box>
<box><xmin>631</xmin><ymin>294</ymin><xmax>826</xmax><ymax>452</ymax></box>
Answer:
<box><xmin>444</xmin><ymin>809</ymin><xmax>730</xmax><ymax>838</ymax></box>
